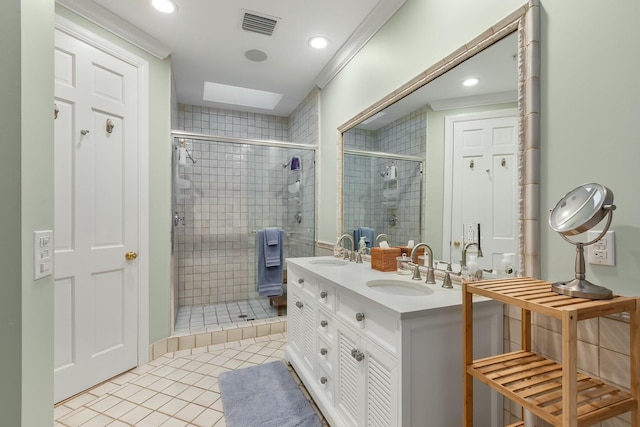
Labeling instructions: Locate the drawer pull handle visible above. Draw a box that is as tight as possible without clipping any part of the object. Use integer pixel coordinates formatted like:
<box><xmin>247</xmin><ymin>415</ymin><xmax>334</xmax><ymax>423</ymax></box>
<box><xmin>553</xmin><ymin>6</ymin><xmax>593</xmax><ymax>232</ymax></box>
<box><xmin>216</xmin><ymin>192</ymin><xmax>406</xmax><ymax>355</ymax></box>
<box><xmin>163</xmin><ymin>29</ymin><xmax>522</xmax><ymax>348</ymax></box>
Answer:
<box><xmin>320</xmin><ymin>348</ymin><xmax>328</xmax><ymax>355</ymax></box>
<box><xmin>355</xmin><ymin>312</ymin><xmax>365</xmax><ymax>322</ymax></box>
<box><xmin>351</xmin><ymin>349</ymin><xmax>365</xmax><ymax>362</ymax></box>
<box><xmin>320</xmin><ymin>320</ymin><xmax>328</xmax><ymax>327</ymax></box>
<box><xmin>320</xmin><ymin>291</ymin><xmax>328</xmax><ymax>298</ymax></box>
<box><xmin>320</xmin><ymin>376</ymin><xmax>328</xmax><ymax>385</ymax></box>
<box><xmin>298</xmin><ymin>278</ymin><xmax>304</xmax><ymax>284</ymax></box>
<box><xmin>295</xmin><ymin>301</ymin><xmax>303</xmax><ymax>309</ymax></box>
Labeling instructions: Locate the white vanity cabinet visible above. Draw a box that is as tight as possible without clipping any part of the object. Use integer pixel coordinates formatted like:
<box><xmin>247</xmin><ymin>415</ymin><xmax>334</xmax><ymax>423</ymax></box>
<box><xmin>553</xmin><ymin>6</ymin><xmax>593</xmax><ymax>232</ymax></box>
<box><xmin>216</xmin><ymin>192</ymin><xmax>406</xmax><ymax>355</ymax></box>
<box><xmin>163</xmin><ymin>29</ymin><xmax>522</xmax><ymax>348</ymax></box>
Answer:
<box><xmin>286</xmin><ymin>268</ymin><xmax>316</xmax><ymax>374</ymax></box>
<box><xmin>285</xmin><ymin>257</ymin><xmax>504</xmax><ymax>427</ymax></box>
<box><xmin>335</xmin><ymin>319</ymin><xmax>398</xmax><ymax>427</ymax></box>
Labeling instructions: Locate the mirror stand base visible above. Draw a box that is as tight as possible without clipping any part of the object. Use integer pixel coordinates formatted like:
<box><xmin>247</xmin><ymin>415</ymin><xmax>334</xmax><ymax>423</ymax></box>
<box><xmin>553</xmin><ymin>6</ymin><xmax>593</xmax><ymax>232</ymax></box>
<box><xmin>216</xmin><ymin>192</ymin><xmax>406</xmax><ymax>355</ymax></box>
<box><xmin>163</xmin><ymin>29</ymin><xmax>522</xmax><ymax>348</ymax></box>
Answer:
<box><xmin>552</xmin><ymin>279</ymin><xmax>613</xmax><ymax>300</ymax></box>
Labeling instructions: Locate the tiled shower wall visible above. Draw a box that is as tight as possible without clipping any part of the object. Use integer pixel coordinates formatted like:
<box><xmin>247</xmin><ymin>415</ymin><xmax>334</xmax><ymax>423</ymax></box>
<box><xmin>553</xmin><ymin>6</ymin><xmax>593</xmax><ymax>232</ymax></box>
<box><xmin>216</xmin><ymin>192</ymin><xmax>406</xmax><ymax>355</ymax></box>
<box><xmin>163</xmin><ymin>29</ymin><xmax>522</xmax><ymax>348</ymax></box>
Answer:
<box><xmin>343</xmin><ymin>107</ymin><xmax>426</xmax><ymax>248</ymax></box>
<box><xmin>173</xmin><ymin>89</ymin><xmax>318</xmax><ymax>308</ymax></box>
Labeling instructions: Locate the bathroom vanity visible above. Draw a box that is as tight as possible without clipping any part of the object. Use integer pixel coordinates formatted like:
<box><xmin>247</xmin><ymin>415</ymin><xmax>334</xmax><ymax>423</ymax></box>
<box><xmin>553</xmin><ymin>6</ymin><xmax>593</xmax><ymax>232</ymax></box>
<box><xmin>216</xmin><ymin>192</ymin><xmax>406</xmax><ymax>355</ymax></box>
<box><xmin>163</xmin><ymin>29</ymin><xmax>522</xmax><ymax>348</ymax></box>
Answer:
<box><xmin>285</xmin><ymin>256</ymin><xmax>504</xmax><ymax>427</ymax></box>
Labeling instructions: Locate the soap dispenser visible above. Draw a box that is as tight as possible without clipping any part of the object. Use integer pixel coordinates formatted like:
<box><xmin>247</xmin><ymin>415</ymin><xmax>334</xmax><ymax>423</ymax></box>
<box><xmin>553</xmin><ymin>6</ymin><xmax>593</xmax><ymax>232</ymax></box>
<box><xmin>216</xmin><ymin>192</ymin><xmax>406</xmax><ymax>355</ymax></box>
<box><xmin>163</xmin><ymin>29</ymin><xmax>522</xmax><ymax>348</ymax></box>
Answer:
<box><xmin>358</xmin><ymin>236</ymin><xmax>367</xmax><ymax>254</ymax></box>
<box><xmin>498</xmin><ymin>253</ymin><xmax>515</xmax><ymax>278</ymax></box>
<box><xmin>466</xmin><ymin>255</ymin><xmax>479</xmax><ymax>281</ymax></box>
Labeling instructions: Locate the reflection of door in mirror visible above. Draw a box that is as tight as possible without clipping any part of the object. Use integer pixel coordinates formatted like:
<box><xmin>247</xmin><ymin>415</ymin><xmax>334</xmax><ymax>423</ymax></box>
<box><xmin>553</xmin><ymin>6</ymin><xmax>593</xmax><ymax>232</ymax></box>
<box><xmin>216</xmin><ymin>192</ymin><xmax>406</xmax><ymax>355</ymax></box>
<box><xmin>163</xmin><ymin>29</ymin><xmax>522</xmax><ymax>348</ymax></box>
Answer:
<box><xmin>443</xmin><ymin>110</ymin><xmax>518</xmax><ymax>272</ymax></box>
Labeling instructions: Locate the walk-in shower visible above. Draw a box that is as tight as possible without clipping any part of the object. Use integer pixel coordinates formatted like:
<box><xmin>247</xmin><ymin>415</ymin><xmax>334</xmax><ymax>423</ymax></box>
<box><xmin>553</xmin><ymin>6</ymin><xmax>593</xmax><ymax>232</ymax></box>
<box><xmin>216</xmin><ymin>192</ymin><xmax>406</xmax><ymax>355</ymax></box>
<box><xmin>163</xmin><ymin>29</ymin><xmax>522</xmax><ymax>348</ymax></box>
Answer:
<box><xmin>171</xmin><ymin>132</ymin><xmax>315</xmax><ymax>334</ymax></box>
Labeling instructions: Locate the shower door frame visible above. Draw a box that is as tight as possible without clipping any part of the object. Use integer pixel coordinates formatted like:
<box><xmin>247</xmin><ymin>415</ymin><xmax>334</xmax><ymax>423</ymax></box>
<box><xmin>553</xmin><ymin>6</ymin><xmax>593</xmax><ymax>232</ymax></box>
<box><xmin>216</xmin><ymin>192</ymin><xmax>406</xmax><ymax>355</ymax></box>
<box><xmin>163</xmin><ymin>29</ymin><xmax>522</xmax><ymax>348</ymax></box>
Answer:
<box><xmin>170</xmin><ymin>130</ymin><xmax>318</xmax><ymax>334</ymax></box>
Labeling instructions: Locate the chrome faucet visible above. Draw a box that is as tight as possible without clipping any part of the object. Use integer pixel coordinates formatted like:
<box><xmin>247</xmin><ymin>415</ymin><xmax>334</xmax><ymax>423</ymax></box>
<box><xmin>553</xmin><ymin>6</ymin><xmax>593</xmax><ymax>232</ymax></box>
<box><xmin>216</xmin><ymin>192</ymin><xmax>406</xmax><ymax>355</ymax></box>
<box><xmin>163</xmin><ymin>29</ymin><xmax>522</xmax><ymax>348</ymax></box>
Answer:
<box><xmin>409</xmin><ymin>243</ymin><xmax>436</xmax><ymax>284</ymax></box>
<box><xmin>337</xmin><ymin>234</ymin><xmax>356</xmax><ymax>262</ymax></box>
<box><xmin>375</xmin><ymin>233</ymin><xmax>389</xmax><ymax>246</ymax></box>
<box><xmin>461</xmin><ymin>242</ymin><xmax>483</xmax><ymax>269</ymax></box>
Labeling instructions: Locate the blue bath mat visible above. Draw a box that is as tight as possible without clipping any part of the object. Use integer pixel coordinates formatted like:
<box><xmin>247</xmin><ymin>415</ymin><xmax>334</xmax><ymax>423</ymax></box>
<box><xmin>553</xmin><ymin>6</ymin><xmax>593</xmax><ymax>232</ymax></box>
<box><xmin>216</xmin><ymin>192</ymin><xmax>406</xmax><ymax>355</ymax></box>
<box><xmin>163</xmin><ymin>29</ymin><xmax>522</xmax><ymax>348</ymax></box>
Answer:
<box><xmin>219</xmin><ymin>361</ymin><xmax>322</xmax><ymax>427</ymax></box>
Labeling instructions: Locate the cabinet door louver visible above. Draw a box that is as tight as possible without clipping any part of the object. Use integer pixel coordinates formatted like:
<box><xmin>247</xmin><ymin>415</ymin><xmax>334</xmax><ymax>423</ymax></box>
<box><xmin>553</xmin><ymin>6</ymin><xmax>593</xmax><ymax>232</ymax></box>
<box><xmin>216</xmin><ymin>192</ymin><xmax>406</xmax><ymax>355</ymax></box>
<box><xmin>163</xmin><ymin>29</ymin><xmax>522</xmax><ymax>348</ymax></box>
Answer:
<box><xmin>290</xmin><ymin>294</ymin><xmax>303</xmax><ymax>354</ymax></box>
<box><xmin>302</xmin><ymin>301</ymin><xmax>315</xmax><ymax>370</ymax></box>
<box><xmin>367</xmin><ymin>355</ymin><xmax>393</xmax><ymax>427</ymax></box>
<box><xmin>337</xmin><ymin>332</ymin><xmax>360</xmax><ymax>426</ymax></box>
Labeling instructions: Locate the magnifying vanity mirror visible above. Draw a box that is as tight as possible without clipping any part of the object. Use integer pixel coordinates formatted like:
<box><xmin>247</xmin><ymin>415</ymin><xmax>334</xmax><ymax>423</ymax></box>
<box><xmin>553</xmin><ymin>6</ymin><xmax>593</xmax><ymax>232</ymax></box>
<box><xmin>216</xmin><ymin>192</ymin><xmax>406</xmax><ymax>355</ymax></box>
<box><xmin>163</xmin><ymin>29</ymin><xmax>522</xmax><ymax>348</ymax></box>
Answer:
<box><xmin>549</xmin><ymin>183</ymin><xmax>616</xmax><ymax>299</ymax></box>
<box><xmin>337</xmin><ymin>1</ymin><xmax>540</xmax><ymax>277</ymax></box>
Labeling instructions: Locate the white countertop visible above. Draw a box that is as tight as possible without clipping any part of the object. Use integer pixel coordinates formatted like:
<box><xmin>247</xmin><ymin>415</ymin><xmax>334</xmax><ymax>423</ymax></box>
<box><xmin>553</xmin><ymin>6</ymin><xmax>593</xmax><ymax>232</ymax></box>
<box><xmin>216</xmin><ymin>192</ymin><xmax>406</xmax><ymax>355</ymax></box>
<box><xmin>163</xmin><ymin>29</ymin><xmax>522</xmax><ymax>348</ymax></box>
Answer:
<box><xmin>286</xmin><ymin>256</ymin><xmax>494</xmax><ymax>319</ymax></box>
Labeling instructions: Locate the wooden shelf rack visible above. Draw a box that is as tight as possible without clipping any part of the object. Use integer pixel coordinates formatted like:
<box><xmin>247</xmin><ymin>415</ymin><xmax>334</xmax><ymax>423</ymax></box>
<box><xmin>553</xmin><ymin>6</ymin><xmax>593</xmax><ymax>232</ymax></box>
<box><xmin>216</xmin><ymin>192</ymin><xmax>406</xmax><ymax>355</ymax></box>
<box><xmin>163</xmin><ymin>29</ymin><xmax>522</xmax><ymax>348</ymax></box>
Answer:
<box><xmin>462</xmin><ymin>277</ymin><xmax>639</xmax><ymax>427</ymax></box>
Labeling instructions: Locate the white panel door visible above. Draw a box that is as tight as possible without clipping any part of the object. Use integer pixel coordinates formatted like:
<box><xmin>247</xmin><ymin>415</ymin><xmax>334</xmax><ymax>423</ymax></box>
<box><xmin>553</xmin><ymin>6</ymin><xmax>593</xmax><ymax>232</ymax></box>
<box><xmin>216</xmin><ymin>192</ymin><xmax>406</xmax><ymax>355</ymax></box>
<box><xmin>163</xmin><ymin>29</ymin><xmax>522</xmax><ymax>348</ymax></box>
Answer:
<box><xmin>447</xmin><ymin>113</ymin><xmax>518</xmax><ymax>271</ymax></box>
<box><xmin>54</xmin><ymin>28</ymin><xmax>139</xmax><ymax>403</ymax></box>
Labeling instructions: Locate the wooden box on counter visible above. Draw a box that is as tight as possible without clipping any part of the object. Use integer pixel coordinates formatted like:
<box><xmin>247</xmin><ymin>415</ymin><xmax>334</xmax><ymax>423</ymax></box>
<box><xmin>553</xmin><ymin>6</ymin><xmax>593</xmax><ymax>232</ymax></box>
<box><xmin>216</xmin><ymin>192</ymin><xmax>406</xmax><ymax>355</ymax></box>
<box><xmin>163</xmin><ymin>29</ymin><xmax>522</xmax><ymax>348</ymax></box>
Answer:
<box><xmin>371</xmin><ymin>247</ymin><xmax>402</xmax><ymax>272</ymax></box>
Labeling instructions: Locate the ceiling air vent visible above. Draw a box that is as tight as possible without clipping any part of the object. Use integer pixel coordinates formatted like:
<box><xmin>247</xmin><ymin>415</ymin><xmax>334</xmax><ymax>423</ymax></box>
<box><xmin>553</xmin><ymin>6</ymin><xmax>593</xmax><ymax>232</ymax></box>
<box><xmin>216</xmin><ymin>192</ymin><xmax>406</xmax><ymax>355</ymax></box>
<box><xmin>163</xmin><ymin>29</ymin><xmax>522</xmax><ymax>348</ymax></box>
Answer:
<box><xmin>241</xmin><ymin>11</ymin><xmax>279</xmax><ymax>36</ymax></box>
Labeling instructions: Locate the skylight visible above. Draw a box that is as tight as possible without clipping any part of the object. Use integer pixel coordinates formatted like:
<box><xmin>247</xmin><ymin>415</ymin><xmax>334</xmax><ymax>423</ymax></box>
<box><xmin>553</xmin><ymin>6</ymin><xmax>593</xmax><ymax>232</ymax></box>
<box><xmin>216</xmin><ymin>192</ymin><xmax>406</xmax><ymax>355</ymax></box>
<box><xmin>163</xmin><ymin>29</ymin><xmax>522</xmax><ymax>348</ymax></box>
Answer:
<box><xmin>203</xmin><ymin>82</ymin><xmax>283</xmax><ymax>110</ymax></box>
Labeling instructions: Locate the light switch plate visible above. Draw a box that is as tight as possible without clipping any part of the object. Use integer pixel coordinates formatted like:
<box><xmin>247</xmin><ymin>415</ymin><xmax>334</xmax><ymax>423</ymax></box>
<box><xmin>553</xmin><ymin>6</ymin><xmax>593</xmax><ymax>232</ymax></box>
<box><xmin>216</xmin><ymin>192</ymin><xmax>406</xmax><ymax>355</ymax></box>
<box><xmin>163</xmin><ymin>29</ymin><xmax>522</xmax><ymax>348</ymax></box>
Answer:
<box><xmin>33</xmin><ymin>230</ymin><xmax>53</xmax><ymax>280</ymax></box>
<box><xmin>587</xmin><ymin>230</ymin><xmax>615</xmax><ymax>266</ymax></box>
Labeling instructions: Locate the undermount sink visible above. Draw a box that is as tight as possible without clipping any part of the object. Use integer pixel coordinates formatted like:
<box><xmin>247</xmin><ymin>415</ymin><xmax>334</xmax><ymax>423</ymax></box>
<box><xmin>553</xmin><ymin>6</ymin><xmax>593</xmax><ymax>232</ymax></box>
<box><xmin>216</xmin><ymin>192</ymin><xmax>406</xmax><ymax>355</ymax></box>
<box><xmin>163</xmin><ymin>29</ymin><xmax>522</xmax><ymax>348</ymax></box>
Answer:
<box><xmin>365</xmin><ymin>279</ymin><xmax>434</xmax><ymax>296</ymax></box>
<box><xmin>309</xmin><ymin>258</ymin><xmax>349</xmax><ymax>266</ymax></box>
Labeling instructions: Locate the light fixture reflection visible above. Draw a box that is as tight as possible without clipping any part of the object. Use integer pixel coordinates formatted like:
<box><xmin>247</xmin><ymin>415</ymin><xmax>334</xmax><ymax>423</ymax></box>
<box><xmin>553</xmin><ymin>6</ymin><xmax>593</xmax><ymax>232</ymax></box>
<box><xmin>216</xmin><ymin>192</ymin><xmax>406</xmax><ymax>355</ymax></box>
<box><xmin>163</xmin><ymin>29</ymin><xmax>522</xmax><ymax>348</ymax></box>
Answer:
<box><xmin>152</xmin><ymin>0</ymin><xmax>177</xmax><ymax>13</ymax></box>
<box><xmin>308</xmin><ymin>36</ymin><xmax>329</xmax><ymax>49</ymax></box>
<box><xmin>462</xmin><ymin>78</ymin><xmax>479</xmax><ymax>87</ymax></box>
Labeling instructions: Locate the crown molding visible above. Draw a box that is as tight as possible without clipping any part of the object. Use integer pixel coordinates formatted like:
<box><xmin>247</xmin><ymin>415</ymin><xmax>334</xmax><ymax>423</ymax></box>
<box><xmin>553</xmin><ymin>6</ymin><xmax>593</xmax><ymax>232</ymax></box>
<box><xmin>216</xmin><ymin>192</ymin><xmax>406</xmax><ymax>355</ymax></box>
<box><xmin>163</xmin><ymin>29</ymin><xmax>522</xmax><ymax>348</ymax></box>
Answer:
<box><xmin>313</xmin><ymin>0</ymin><xmax>406</xmax><ymax>89</ymax></box>
<box><xmin>56</xmin><ymin>0</ymin><xmax>172</xmax><ymax>59</ymax></box>
<box><xmin>429</xmin><ymin>91</ymin><xmax>518</xmax><ymax>111</ymax></box>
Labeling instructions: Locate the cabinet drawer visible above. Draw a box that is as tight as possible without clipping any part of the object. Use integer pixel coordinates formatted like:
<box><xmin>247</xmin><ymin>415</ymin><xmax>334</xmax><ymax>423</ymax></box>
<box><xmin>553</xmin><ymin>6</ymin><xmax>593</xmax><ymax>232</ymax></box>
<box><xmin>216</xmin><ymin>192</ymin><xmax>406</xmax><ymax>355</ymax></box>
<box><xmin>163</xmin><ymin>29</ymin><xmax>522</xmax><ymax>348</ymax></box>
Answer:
<box><xmin>317</xmin><ymin>334</ymin><xmax>334</xmax><ymax>374</ymax></box>
<box><xmin>337</xmin><ymin>290</ymin><xmax>398</xmax><ymax>353</ymax></box>
<box><xmin>317</xmin><ymin>308</ymin><xmax>335</xmax><ymax>340</ymax></box>
<box><xmin>316</xmin><ymin>281</ymin><xmax>336</xmax><ymax>313</ymax></box>
<box><xmin>287</xmin><ymin>266</ymin><xmax>317</xmax><ymax>298</ymax></box>
<box><xmin>315</xmin><ymin>364</ymin><xmax>334</xmax><ymax>405</ymax></box>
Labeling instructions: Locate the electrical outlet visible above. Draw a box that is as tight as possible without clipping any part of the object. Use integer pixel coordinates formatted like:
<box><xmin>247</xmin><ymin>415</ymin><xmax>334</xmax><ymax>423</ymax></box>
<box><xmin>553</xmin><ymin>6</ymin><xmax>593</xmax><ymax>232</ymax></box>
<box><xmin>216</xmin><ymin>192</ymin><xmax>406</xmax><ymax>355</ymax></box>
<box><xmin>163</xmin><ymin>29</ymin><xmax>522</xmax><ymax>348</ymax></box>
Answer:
<box><xmin>463</xmin><ymin>223</ymin><xmax>478</xmax><ymax>245</ymax></box>
<box><xmin>587</xmin><ymin>230</ymin><xmax>615</xmax><ymax>266</ymax></box>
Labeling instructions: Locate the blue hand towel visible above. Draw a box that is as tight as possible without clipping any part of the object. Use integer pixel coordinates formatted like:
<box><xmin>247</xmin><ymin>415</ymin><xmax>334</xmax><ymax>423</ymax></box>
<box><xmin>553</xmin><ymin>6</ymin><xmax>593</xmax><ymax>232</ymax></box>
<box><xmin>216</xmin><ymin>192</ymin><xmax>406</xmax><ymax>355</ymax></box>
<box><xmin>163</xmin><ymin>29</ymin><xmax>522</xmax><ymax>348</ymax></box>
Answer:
<box><xmin>263</xmin><ymin>227</ymin><xmax>281</xmax><ymax>267</ymax></box>
<box><xmin>360</xmin><ymin>227</ymin><xmax>375</xmax><ymax>248</ymax></box>
<box><xmin>354</xmin><ymin>227</ymin><xmax>375</xmax><ymax>248</ymax></box>
<box><xmin>257</xmin><ymin>229</ymin><xmax>284</xmax><ymax>297</ymax></box>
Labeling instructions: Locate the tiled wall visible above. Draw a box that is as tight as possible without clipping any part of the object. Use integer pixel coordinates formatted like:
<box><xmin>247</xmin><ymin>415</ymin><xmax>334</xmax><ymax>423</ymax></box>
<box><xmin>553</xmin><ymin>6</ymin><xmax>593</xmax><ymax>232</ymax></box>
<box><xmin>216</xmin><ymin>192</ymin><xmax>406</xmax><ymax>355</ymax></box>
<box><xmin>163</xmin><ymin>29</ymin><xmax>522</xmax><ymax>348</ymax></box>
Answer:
<box><xmin>173</xmin><ymin>90</ymin><xmax>318</xmax><ymax>308</ymax></box>
<box><xmin>343</xmin><ymin>107</ymin><xmax>426</xmax><ymax>248</ymax></box>
<box><xmin>502</xmin><ymin>308</ymin><xmax>634</xmax><ymax>426</ymax></box>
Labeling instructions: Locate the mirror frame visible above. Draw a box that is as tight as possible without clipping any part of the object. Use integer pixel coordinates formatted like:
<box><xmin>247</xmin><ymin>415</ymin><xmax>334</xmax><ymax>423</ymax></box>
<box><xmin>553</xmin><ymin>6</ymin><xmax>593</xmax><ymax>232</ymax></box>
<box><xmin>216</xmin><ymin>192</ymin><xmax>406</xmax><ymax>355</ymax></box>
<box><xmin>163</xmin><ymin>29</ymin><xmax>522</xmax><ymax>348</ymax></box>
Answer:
<box><xmin>336</xmin><ymin>0</ymin><xmax>540</xmax><ymax>278</ymax></box>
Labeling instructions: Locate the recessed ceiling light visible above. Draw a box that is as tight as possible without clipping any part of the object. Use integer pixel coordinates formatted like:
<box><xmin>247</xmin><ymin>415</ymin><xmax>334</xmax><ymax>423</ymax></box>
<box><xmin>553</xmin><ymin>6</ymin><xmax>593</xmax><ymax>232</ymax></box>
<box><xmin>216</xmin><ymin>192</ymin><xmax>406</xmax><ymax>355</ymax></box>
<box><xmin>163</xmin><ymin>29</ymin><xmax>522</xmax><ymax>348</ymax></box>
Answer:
<box><xmin>462</xmin><ymin>78</ymin><xmax>479</xmax><ymax>87</ymax></box>
<box><xmin>308</xmin><ymin>36</ymin><xmax>329</xmax><ymax>49</ymax></box>
<box><xmin>151</xmin><ymin>0</ymin><xmax>177</xmax><ymax>14</ymax></box>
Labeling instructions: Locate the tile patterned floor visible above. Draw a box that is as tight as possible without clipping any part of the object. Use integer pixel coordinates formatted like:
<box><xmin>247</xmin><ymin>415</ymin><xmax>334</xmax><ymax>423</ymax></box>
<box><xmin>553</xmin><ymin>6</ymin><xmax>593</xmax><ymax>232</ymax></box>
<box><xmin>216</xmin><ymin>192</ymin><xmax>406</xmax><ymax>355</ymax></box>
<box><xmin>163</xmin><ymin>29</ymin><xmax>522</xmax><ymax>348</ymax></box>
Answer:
<box><xmin>54</xmin><ymin>333</ymin><xmax>326</xmax><ymax>427</ymax></box>
<box><xmin>174</xmin><ymin>298</ymin><xmax>282</xmax><ymax>335</ymax></box>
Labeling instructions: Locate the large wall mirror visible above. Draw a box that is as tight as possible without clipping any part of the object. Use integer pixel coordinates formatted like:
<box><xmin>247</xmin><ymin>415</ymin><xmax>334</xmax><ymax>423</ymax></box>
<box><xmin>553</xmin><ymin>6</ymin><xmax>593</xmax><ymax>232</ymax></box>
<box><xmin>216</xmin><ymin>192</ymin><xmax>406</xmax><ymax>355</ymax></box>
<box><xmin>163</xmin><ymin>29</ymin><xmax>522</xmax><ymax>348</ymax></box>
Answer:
<box><xmin>337</xmin><ymin>1</ymin><xmax>540</xmax><ymax>277</ymax></box>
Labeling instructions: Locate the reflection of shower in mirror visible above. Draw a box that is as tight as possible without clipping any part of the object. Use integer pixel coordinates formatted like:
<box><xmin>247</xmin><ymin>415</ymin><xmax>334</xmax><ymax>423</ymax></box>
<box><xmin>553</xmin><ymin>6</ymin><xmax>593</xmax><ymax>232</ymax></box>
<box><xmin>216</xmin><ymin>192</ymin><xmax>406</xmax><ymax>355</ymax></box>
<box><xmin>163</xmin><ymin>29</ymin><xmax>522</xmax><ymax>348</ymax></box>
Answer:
<box><xmin>380</xmin><ymin>162</ymin><xmax>397</xmax><ymax>179</ymax></box>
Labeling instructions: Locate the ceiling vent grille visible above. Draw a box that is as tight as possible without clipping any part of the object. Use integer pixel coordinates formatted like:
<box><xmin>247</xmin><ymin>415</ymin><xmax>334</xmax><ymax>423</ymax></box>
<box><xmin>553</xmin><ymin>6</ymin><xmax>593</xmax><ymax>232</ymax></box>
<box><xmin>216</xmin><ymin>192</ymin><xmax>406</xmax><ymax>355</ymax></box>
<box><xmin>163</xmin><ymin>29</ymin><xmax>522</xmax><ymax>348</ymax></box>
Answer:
<box><xmin>241</xmin><ymin>11</ymin><xmax>279</xmax><ymax>36</ymax></box>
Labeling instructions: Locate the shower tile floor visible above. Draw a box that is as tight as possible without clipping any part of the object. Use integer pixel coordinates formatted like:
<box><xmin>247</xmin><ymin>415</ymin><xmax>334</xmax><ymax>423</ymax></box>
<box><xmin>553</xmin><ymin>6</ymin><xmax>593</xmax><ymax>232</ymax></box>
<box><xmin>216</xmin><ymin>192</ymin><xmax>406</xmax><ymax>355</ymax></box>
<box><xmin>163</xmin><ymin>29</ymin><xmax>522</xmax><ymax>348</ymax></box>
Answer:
<box><xmin>175</xmin><ymin>298</ymin><xmax>283</xmax><ymax>335</ymax></box>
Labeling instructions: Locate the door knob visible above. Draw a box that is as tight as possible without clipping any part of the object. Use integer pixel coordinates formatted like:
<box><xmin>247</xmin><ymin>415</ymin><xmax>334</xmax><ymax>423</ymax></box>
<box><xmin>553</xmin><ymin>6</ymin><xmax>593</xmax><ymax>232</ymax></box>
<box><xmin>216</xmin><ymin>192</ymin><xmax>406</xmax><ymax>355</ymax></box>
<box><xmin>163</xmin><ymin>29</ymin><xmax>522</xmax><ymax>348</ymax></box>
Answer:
<box><xmin>125</xmin><ymin>251</ymin><xmax>138</xmax><ymax>261</ymax></box>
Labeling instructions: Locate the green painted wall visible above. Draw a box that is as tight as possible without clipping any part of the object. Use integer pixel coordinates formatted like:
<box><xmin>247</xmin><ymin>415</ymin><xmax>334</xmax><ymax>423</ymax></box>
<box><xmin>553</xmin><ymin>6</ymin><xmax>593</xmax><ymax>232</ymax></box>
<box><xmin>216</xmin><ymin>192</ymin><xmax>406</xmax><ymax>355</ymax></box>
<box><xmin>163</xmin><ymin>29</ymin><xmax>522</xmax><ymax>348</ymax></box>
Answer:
<box><xmin>0</xmin><ymin>0</ymin><xmax>55</xmax><ymax>425</ymax></box>
<box><xmin>539</xmin><ymin>0</ymin><xmax>640</xmax><ymax>295</ymax></box>
<box><xmin>55</xmin><ymin>6</ymin><xmax>173</xmax><ymax>343</ymax></box>
<box><xmin>321</xmin><ymin>0</ymin><xmax>640</xmax><ymax>296</ymax></box>
<box><xmin>0</xmin><ymin>0</ymin><xmax>26</xmax><ymax>424</ymax></box>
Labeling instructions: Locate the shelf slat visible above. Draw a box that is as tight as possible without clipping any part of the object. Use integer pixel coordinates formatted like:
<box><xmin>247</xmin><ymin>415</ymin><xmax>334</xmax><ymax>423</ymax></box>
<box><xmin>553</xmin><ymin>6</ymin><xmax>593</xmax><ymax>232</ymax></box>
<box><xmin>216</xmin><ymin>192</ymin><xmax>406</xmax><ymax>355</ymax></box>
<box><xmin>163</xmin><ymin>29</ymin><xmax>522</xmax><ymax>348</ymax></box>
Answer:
<box><xmin>468</xmin><ymin>351</ymin><xmax>635</xmax><ymax>425</ymax></box>
<box><xmin>466</xmin><ymin>278</ymin><xmax>636</xmax><ymax>320</ymax></box>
